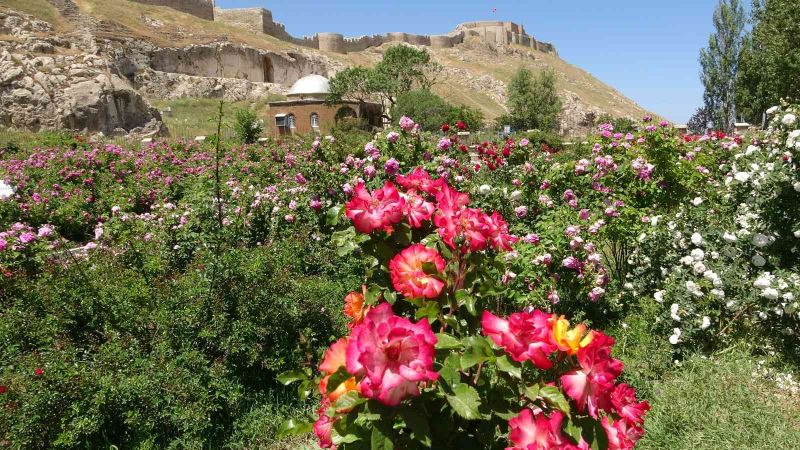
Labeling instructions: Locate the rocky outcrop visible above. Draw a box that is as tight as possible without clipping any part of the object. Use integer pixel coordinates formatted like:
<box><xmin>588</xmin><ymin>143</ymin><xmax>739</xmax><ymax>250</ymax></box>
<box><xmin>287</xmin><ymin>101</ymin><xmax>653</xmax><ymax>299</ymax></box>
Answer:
<box><xmin>0</xmin><ymin>10</ymin><xmax>162</xmax><ymax>134</ymax></box>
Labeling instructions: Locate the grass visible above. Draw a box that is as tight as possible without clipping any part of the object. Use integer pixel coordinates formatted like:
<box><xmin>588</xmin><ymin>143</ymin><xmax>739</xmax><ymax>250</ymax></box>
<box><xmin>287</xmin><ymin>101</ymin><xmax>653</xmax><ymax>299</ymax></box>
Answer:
<box><xmin>148</xmin><ymin>96</ymin><xmax>285</xmax><ymax>139</ymax></box>
<box><xmin>1</xmin><ymin>0</ymin><xmax>69</xmax><ymax>31</ymax></box>
<box><xmin>638</xmin><ymin>351</ymin><xmax>800</xmax><ymax>450</ymax></box>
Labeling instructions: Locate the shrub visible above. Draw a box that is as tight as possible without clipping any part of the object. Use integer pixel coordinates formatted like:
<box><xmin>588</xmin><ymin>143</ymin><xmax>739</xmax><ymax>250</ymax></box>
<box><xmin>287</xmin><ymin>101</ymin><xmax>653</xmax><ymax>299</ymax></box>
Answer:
<box><xmin>234</xmin><ymin>108</ymin><xmax>264</xmax><ymax>144</ymax></box>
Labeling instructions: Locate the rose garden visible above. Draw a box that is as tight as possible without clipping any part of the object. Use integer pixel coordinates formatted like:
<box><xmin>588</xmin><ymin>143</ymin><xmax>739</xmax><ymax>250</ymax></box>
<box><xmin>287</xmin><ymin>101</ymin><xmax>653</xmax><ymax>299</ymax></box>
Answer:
<box><xmin>1</xmin><ymin>100</ymin><xmax>799</xmax><ymax>448</ymax></box>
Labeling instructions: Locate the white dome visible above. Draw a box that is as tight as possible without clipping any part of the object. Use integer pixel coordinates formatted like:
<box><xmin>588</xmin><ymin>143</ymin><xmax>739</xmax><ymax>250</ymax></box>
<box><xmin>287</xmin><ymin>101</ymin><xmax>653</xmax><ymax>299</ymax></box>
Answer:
<box><xmin>287</xmin><ymin>74</ymin><xmax>330</xmax><ymax>98</ymax></box>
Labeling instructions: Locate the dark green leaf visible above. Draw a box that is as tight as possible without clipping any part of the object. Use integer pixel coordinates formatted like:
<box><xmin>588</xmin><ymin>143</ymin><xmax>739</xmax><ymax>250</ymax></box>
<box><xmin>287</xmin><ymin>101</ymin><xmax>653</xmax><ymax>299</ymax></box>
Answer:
<box><xmin>277</xmin><ymin>418</ymin><xmax>313</xmax><ymax>437</ymax></box>
<box><xmin>446</xmin><ymin>384</ymin><xmax>482</xmax><ymax>420</ymax></box>
<box><xmin>495</xmin><ymin>355</ymin><xmax>521</xmax><ymax>379</ymax></box>
<box><xmin>539</xmin><ymin>385</ymin><xmax>571</xmax><ymax>414</ymax></box>
<box><xmin>461</xmin><ymin>336</ymin><xmax>494</xmax><ymax>370</ymax></box>
<box><xmin>277</xmin><ymin>369</ymin><xmax>307</xmax><ymax>386</ymax></box>
<box><xmin>371</xmin><ymin>424</ymin><xmax>395</xmax><ymax>450</ymax></box>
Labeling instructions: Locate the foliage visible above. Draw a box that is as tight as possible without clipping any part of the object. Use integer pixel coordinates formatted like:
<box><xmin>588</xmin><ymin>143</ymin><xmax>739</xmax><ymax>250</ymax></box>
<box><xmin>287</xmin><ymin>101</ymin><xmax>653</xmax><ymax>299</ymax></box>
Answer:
<box><xmin>506</xmin><ymin>68</ymin><xmax>562</xmax><ymax>132</ymax></box>
<box><xmin>735</xmin><ymin>0</ymin><xmax>800</xmax><ymax>124</ymax></box>
<box><xmin>326</xmin><ymin>45</ymin><xmax>441</xmax><ymax>112</ymax></box>
<box><xmin>234</xmin><ymin>108</ymin><xmax>264</xmax><ymax>144</ymax></box>
<box><xmin>699</xmin><ymin>0</ymin><xmax>746</xmax><ymax>131</ymax></box>
<box><xmin>391</xmin><ymin>90</ymin><xmax>483</xmax><ymax>132</ymax></box>
<box><xmin>686</xmin><ymin>106</ymin><xmax>712</xmax><ymax>134</ymax></box>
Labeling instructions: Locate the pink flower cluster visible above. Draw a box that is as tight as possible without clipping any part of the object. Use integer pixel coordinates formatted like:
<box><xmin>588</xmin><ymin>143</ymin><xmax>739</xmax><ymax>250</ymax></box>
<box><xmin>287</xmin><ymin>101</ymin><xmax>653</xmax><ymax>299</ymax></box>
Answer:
<box><xmin>482</xmin><ymin>311</ymin><xmax>649</xmax><ymax>450</ymax></box>
<box><xmin>345</xmin><ymin>168</ymin><xmax>518</xmax><ymax>253</ymax></box>
<box><xmin>314</xmin><ymin>303</ymin><xmax>438</xmax><ymax>447</ymax></box>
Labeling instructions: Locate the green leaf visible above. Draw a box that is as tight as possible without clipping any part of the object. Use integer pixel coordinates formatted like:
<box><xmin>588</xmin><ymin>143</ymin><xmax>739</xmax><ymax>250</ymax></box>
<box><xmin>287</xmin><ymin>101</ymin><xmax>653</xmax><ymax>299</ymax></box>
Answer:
<box><xmin>455</xmin><ymin>290</ymin><xmax>477</xmax><ymax>316</ymax></box>
<box><xmin>416</xmin><ymin>301</ymin><xmax>439</xmax><ymax>322</ymax></box>
<box><xmin>393</xmin><ymin>222</ymin><xmax>413</xmax><ymax>246</ymax></box>
<box><xmin>371</xmin><ymin>424</ymin><xmax>395</xmax><ymax>450</ymax></box>
<box><xmin>495</xmin><ymin>355</ymin><xmax>521</xmax><ymax>379</ymax></box>
<box><xmin>438</xmin><ymin>354</ymin><xmax>462</xmax><ymax>391</ymax></box>
<box><xmin>421</xmin><ymin>261</ymin><xmax>440</xmax><ymax>275</ymax></box>
<box><xmin>523</xmin><ymin>384</ymin><xmax>541</xmax><ymax>401</ymax></box>
<box><xmin>435</xmin><ymin>333</ymin><xmax>462</xmax><ymax>350</ymax></box>
<box><xmin>539</xmin><ymin>385</ymin><xmax>571</xmax><ymax>414</ymax></box>
<box><xmin>277</xmin><ymin>369</ymin><xmax>307</xmax><ymax>386</ymax></box>
<box><xmin>277</xmin><ymin>418</ymin><xmax>313</xmax><ymax>437</ymax></box>
<box><xmin>400</xmin><ymin>407</ymin><xmax>432</xmax><ymax>447</ymax></box>
<box><xmin>332</xmin><ymin>390</ymin><xmax>366</xmax><ymax>412</ymax></box>
<box><xmin>326</xmin><ymin>367</ymin><xmax>352</xmax><ymax>394</ymax></box>
<box><xmin>446</xmin><ymin>384</ymin><xmax>482</xmax><ymax>420</ymax></box>
<box><xmin>384</xmin><ymin>290</ymin><xmax>397</xmax><ymax>305</ymax></box>
<box><xmin>365</xmin><ymin>284</ymin><xmax>383</xmax><ymax>305</ymax></box>
<box><xmin>326</xmin><ymin>204</ymin><xmax>343</xmax><ymax>226</ymax></box>
<box><xmin>461</xmin><ymin>336</ymin><xmax>494</xmax><ymax>370</ymax></box>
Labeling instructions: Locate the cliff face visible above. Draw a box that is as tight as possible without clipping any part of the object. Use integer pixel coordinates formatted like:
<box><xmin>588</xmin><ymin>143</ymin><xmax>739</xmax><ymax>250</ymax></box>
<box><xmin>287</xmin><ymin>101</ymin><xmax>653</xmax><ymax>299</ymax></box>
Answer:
<box><xmin>1</xmin><ymin>0</ymin><xmax>656</xmax><ymax>136</ymax></box>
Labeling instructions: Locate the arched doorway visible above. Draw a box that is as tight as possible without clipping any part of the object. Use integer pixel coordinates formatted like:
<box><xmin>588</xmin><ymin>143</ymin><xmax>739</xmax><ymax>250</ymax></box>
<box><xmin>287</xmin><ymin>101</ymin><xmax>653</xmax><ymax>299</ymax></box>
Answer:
<box><xmin>335</xmin><ymin>106</ymin><xmax>357</xmax><ymax>122</ymax></box>
<box><xmin>263</xmin><ymin>57</ymin><xmax>274</xmax><ymax>83</ymax></box>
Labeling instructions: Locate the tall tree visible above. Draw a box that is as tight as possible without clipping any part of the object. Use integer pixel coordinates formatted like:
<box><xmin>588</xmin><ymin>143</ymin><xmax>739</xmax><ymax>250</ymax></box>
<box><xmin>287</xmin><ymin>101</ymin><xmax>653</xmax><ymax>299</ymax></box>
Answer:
<box><xmin>736</xmin><ymin>0</ymin><xmax>800</xmax><ymax>124</ymax></box>
<box><xmin>506</xmin><ymin>68</ymin><xmax>562</xmax><ymax>132</ymax></box>
<box><xmin>699</xmin><ymin>0</ymin><xmax>746</xmax><ymax>131</ymax></box>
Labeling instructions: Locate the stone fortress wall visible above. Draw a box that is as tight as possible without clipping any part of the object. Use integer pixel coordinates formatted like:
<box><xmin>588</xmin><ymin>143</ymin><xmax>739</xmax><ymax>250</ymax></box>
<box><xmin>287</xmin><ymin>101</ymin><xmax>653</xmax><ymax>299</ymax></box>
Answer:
<box><xmin>131</xmin><ymin>0</ymin><xmax>215</xmax><ymax>21</ymax></box>
<box><xmin>134</xmin><ymin>1</ymin><xmax>557</xmax><ymax>56</ymax></box>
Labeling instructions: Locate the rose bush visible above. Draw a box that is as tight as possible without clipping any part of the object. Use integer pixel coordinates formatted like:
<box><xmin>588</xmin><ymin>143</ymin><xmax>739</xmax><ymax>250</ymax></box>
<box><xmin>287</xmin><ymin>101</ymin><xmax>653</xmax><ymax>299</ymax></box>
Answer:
<box><xmin>280</xmin><ymin>170</ymin><xmax>648</xmax><ymax>449</ymax></box>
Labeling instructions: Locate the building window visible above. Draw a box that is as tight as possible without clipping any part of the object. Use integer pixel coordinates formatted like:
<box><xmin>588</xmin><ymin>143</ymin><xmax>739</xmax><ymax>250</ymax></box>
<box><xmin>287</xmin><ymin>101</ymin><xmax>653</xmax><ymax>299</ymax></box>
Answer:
<box><xmin>310</xmin><ymin>113</ymin><xmax>320</xmax><ymax>128</ymax></box>
<box><xmin>287</xmin><ymin>114</ymin><xmax>296</xmax><ymax>130</ymax></box>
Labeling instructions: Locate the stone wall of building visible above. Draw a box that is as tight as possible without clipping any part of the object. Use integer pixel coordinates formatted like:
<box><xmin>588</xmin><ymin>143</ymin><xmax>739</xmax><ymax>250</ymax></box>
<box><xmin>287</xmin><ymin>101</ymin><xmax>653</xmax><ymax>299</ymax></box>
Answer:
<box><xmin>131</xmin><ymin>0</ymin><xmax>214</xmax><ymax>21</ymax></box>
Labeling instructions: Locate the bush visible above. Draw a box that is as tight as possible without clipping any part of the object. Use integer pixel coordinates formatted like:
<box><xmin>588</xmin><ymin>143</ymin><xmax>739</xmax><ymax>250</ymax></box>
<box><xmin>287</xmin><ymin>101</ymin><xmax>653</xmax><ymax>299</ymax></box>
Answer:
<box><xmin>391</xmin><ymin>90</ymin><xmax>483</xmax><ymax>131</ymax></box>
<box><xmin>234</xmin><ymin>108</ymin><xmax>264</xmax><ymax>144</ymax></box>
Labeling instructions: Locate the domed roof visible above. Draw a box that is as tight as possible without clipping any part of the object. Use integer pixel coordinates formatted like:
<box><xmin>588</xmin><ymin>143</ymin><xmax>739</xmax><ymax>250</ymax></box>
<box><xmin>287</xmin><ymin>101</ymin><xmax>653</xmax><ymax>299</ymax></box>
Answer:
<box><xmin>287</xmin><ymin>74</ymin><xmax>330</xmax><ymax>98</ymax></box>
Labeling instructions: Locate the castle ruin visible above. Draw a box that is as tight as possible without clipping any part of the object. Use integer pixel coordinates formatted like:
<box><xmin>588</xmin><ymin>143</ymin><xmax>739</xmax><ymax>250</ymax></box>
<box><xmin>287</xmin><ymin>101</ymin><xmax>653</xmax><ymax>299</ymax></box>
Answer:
<box><xmin>130</xmin><ymin>1</ymin><xmax>557</xmax><ymax>56</ymax></box>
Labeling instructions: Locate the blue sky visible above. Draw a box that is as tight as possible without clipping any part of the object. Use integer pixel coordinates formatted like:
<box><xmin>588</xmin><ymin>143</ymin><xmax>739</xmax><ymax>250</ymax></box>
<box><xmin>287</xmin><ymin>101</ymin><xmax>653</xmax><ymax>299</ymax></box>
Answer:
<box><xmin>216</xmin><ymin>1</ymin><xmax>721</xmax><ymax>123</ymax></box>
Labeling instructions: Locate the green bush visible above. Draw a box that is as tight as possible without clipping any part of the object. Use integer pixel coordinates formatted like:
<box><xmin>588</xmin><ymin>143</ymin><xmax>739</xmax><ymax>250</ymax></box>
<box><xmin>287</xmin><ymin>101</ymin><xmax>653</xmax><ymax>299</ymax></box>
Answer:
<box><xmin>234</xmin><ymin>109</ymin><xmax>264</xmax><ymax>144</ymax></box>
<box><xmin>391</xmin><ymin>90</ymin><xmax>483</xmax><ymax>131</ymax></box>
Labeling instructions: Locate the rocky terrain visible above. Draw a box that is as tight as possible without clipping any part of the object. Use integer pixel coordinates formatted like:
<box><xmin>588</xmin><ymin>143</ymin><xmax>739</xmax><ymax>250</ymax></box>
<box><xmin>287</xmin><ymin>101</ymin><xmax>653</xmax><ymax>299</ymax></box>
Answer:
<box><xmin>0</xmin><ymin>0</ymin><xmax>657</xmax><ymax>136</ymax></box>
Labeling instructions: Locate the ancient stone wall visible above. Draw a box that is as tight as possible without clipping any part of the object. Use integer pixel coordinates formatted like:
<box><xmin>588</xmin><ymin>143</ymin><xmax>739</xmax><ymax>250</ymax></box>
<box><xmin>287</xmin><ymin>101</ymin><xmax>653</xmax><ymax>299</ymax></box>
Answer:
<box><xmin>131</xmin><ymin>0</ymin><xmax>214</xmax><ymax>21</ymax></box>
<box><xmin>149</xmin><ymin>44</ymin><xmax>328</xmax><ymax>85</ymax></box>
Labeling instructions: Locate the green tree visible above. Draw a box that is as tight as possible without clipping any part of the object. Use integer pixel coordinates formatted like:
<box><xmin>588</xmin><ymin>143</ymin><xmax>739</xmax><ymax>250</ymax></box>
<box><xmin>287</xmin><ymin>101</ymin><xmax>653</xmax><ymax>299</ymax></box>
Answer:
<box><xmin>699</xmin><ymin>0</ymin><xmax>746</xmax><ymax>131</ymax></box>
<box><xmin>506</xmin><ymin>68</ymin><xmax>562</xmax><ymax>132</ymax></box>
<box><xmin>325</xmin><ymin>45</ymin><xmax>440</xmax><ymax>119</ymax></box>
<box><xmin>736</xmin><ymin>0</ymin><xmax>800</xmax><ymax>124</ymax></box>
<box><xmin>390</xmin><ymin>90</ymin><xmax>484</xmax><ymax>132</ymax></box>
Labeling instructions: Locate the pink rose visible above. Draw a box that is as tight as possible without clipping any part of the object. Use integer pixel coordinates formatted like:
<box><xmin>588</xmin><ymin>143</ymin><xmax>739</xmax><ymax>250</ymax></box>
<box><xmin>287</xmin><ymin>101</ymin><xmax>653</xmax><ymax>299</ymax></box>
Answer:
<box><xmin>345</xmin><ymin>303</ymin><xmax>438</xmax><ymax>406</ymax></box>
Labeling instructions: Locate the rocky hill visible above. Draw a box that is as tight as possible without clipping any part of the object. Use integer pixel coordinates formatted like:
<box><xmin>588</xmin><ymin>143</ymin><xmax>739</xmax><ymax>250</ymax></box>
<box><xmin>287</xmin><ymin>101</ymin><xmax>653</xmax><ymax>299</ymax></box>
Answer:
<box><xmin>1</xmin><ymin>0</ymin><xmax>657</xmax><ymax>136</ymax></box>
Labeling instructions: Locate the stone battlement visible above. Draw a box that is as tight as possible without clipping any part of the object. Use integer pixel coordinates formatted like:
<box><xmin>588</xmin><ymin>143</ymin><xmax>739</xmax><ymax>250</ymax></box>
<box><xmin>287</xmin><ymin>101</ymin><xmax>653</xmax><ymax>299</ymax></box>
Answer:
<box><xmin>138</xmin><ymin>2</ymin><xmax>557</xmax><ymax>55</ymax></box>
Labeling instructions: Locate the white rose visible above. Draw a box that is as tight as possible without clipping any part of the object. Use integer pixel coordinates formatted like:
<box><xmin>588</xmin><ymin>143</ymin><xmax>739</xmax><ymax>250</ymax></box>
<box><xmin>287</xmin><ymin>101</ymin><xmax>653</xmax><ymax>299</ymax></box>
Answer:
<box><xmin>669</xmin><ymin>328</ymin><xmax>682</xmax><ymax>345</ymax></box>
<box><xmin>711</xmin><ymin>288</ymin><xmax>726</xmax><ymax>298</ymax></box>
<box><xmin>478</xmin><ymin>184</ymin><xmax>492</xmax><ymax>194</ymax></box>
<box><xmin>701</xmin><ymin>316</ymin><xmax>711</xmax><ymax>330</ymax></box>
<box><xmin>691</xmin><ymin>248</ymin><xmax>705</xmax><ymax>261</ymax></box>
<box><xmin>766</xmin><ymin>106</ymin><xmax>779</xmax><ymax>114</ymax></box>
<box><xmin>670</xmin><ymin>303</ymin><xmax>681</xmax><ymax>321</ymax></box>
<box><xmin>782</xmin><ymin>114</ymin><xmax>797</xmax><ymax>125</ymax></box>
<box><xmin>752</xmin><ymin>254</ymin><xmax>767</xmax><ymax>267</ymax></box>
<box><xmin>0</xmin><ymin>180</ymin><xmax>13</xmax><ymax>199</ymax></box>
<box><xmin>761</xmin><ymin>288</ymin><xmax>780</xmax><ymax>300</ymax></box>
<box><xmin>510</xmin><ymin>190</ymin><xmax>522</xmax><ymax>201</ymax></box>
<box><xmin>733</xmin><ymin>172</ymin><xmax>750</xmax><ymax>183</ymax></box>
<box><xmin>693</xmin><ymin>262</ymin><xmax>707</xmax><ymax>275</ymax></box>
<box><xmin>793</xmin><ymin>181</ymin><xmax>800</xmax><ymax>192</ymax></box>
<box><xmin>723</xmin><ymin>232</ymin><xmax>738</xmax><ymax>242</ymax></box>
<box><xmin>753</xmin><ymin>274</ymin><xmax>772</xmax><ymax>289</ymax></box>
<box><xmin>691</xmin><ymin>197</ymin><xmax>703</xmax><ymax>206</ymax></box>
<box><xmin>654</xmin><ymin>290</ymin><xmax>665</xmax><ymax>303</ymax></box>
<box><xmin>691</xmin><ymin>233</ymin><xmax>704</xmax><ymax>246</ymax></box>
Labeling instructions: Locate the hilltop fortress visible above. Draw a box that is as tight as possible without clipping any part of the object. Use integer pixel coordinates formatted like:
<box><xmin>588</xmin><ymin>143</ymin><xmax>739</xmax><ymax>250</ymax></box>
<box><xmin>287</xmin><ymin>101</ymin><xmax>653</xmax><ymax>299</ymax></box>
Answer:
<box><xmin>130</xmin><ymin>0</ymin><xmax>558</xmax><ymax>55</ymax></box>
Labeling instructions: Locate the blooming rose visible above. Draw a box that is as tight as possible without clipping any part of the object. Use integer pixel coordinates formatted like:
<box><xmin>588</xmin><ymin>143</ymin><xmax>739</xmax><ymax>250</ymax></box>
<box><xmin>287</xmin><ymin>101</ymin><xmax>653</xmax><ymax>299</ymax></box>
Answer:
<box><xmin>345</xmin><ymin>182</ymin><xmax>404</xmax><ymax>234</ymax></box>
<box><xmin>560</xmin><ymin>331</ymin><xmax>623</xmax><ymax>417</ymax></box>
<box><xmin>396</xmin><ymin>168</ymin><xmax>436</xmax><ymax>194</ymax></box>
<box><xmin>313</xmin><ymin>409</ymin><xmax>336</xmax><ymax>449</ymax></box>
<box><xmin>401</xmin><ymin>190</ymin><xmax>435</xmax><ymax>228</ymax></box>
<box><xmin>507</xmin><ymin>409</ymin><xmax>576</xmax><ymax>450</ymax></box>
<box><xmin>552</xmin><ymin>316</ymin><xmax>593</xmax><ymax>355</ymax></box>
<box><xmin>343</xmin><ymin>290</ymin><xmax>370</xmax><ymax>326</ymax></box>
<box><xmin>610</xmin><ymin>383</ymin><xmax>650</xmax><ymax>425</ymax></box>
<box><xmin>389</xmin><ymin>244</ymin><xmax>446</xmax><ymax>299</ymax></box>
<box><xmin>602</xmin><ymin>416</ymin><xmax>644</xmax><ymax>450</ymax></box>
<box><xmin>318</xmin><ymin>338</ymin><xmax>358</xmax><ymax>404</ymax></box>
<box><xmin>482</xmin><ymin>310</ymin><xmax>557</xmax><ymax>369</ymax></box>
<box><xmin>482</xmin><ymin>211</ymin><xmax>519</xmax><ymax>251</ymax></box>
<box><xmin>345</xmin><ymin>303</ymin><xmax>438</xmax><ymax>406</ymax></box>
<box><xmin>399</xmin><ymin>116</ymin><xmax>416</xmax><ymax>131</ymax></box>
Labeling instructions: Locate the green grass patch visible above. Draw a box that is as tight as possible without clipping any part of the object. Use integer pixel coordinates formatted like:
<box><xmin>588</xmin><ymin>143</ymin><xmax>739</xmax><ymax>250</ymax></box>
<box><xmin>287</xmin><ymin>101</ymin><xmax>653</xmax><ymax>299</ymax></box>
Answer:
<box><xmin>639</xmin><ymin>351</ymin><xmax>800</xmax><ymax>450</ymax></box>
<box><xmin>148</xmin><ymin>96</ymin><xmax>285</xmax><ymax>139</ymax></box>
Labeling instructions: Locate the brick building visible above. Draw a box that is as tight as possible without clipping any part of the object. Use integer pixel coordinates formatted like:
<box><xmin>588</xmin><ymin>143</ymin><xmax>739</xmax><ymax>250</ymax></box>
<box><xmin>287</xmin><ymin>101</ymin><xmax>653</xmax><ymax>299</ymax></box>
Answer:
<box><xmin>268</xmin><ymin>75</ymin><xmax>383</xmax><ymax>136</ymax></box>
